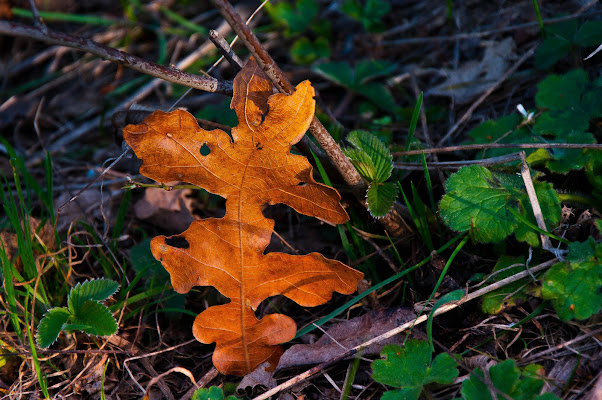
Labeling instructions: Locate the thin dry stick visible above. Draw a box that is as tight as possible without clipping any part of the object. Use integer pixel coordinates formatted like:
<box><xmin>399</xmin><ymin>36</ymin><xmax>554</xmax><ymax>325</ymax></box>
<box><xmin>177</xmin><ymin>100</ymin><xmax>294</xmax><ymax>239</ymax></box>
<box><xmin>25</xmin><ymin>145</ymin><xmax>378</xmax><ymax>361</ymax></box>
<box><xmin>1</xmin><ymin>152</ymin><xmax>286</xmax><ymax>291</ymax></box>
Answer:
<box><xmin>253</xmin><ymin>258</ymin><xmax>559</xmax><ymax>400</ymax></box>
<box><xmin>208</xmin><ymin>29</ymin><xmax>244</xmax><ymax>71</ymax></box>
<box><xmin>437</xmin><ymin>44</ymin><xmax>537</xmax><ymax>146</ymax></box>
<box><xmin>392</xmin><ymin>142</ymin><xmax>602</xmax><ymax>156</ymax></box>
<box><xmin>210</xmin><ymin>0</ymin><xmax>411</xmax><ymax>236</ymax></box>
<box><xmin>394</xmin><ymin>152</ymin><xmax>523</xmax><ymax>170</ymax></box>
<box><xmin>519</xmin><ymin>152</ymin><xmax>553</xmax><ymax>251</ymax></box>
<box><xmin>0</xmin><ymin>21</ymin><xmax>232</xmax><ymax>95</ymax></box>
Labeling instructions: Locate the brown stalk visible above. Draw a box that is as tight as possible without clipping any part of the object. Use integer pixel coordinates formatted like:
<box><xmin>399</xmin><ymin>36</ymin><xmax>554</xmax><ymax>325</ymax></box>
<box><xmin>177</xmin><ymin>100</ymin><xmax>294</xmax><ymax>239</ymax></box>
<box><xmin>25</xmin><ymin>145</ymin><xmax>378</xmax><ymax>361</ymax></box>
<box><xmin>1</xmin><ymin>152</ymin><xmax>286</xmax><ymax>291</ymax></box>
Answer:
<box><xmin>0</xmin><ymin>20</ymin><xmax>233</xmax><ymax>96</ymax></box>
<box><xmin>210</xmin><ymin>0</ymin><xmax>411</xmax><ymax>236</ymax></box>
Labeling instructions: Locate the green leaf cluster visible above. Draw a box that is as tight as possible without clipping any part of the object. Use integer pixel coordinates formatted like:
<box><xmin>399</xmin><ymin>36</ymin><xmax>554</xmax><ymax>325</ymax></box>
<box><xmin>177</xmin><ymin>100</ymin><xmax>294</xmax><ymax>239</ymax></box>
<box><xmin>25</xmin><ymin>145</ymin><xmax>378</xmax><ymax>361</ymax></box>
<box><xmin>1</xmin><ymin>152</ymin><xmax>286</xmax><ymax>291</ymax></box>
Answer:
<box><xmin>341</xmin><ymin>0</ymin><xmax>391</xmax><ymax>32</ymax></box>
<box><xmin>541</xmin><ymin>238</ymin><xmax>602</xmax><ymax>321</ymax></box>
<box><xmin>265</xmin><ymin>0</ymin><xmax>330</xmax><ymax>64</ymax></box>
<box><xmin>36</xmin><ymin>279</ymin><xmax>119</xmax><ymax>348</ymax></box>
<box><xmin>535</xmin><ymin>20</ymin><xmax>602</xmax><ymax>69</ymax></box>
<box><xmin>191</xmin><ymin>386</ymin><xmax>238</xmax><ymax>400</ymax></box>
<box><xmin>439</xmin><ymin>165</ymin><xmax>561</xmax><ymax>245</ymax></box>
<box><xmin>344</xmin><ymin>130</ymin><xmax>397</xmax><ymax>217</ymax></box>
<box><xmin>371</xmin><ymin>340</ymin><xmax>459</xmax><ymax>400</ymax></box>
<box><xmin>313</xmin><ymin>59</ymin><xmax>397</xmax><ymax>110</ymax></box>
<box><xmin>468</xmin><ymin>69</ymin><xmax>601</xmax><ymax>175</ymax></box>
<box><xmin>461</xmin><ymin>360</ymin><xmax>559</xmax><ymax>400</ymax></box>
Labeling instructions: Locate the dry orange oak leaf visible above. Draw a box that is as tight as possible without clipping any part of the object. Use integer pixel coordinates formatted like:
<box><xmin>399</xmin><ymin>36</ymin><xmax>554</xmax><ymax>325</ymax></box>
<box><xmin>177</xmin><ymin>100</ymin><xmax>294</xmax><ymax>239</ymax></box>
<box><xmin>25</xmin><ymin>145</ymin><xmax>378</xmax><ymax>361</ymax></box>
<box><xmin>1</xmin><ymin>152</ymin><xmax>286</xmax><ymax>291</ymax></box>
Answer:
<box><xmin>123</xmin><ymin>58</ymin><xmax>363</xmax><ymax>376</ymax></box>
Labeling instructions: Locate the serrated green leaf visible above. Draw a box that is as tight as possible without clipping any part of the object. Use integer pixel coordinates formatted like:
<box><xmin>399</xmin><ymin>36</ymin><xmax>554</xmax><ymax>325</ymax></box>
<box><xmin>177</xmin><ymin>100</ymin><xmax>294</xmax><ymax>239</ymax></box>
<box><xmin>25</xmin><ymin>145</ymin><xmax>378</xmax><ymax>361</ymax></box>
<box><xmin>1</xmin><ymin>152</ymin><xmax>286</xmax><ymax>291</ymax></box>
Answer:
<box><xmin>68</xmin><ymin>279</ymin><xmax>119</xmax><ymax>314</ymax></box>
<box><xmin>532</xmin><ymin>110</ymin><xmax>589</xmax><ymax>137</ymax></box>
<box><xmin>541</xmin><ymin>241</ymin><xmax>602</xmax><ymax>321</ymax></box>
<box><xmin>544</xmin><ymin>131</ymin><xmax>595</xmax><ymax>173</ymax></box>
<box><xmin>346</xmin><ymin>130</ymin><xmax>393</xmax><ymax>182</ymax></box>
<box><xmin>36</xmin><ymin>307</ymin><xmax>70</xmax><ymax>348</ymax></box>
<box><xmin>367</xmin><ymin>182</ymin><xmax>398</xmax><ymax>217</ymax></box>
<box><xmin>461</xmin><ymin>360</ymin><xmax>555</xmax><ymax>400</ymax></box>
<box><xmin>574</xmin><ymin>21</ymin><xmax>602</xmax><ymax>47</ymax></box>
<box><xmin>313</xmin><ymin>62</ymin><xmax>355</xmax><ymax>88</ymax></box>
<box><xmin>566</xmin><ymin>237</ymin><xmax>597</xmax><ymax>263</ymax></box>
<box><xmin>344</xmin><ymin>147</ymin><xmax>377</xmax><ymax>181</ymax></box>
<box><xmin>440</xmin><ymin>166</ymin><xmax>560</xmax><ymax>244</ymax></box>
<box><xmin>424</xmin><ymin>352</ymin><xmax>459</xmax><ymax>384</ymax></box>
<box><xmin>70</xmin><ymin>300</ymin><xmax>118</xmax><ymax>336</ymax></box>
<box><xmin>439</xmin><ymin>166</ymin><xmax>518</xmax><ymax>243</ymax></box>
<box><xmin>467</xmin><ymin>114</ymin><xmax>537</xmax><ymax>158</ymax></box>
<box><xmin>381</xmin><ymin>388</ymin><xmax>421</xmax><ymax>400</ymax></box>
<box><xmin>372</xmin><ymin>341</ymin><xmax>459</xmax><ymax>400</ymax></box>
<box><xmin>535</xmin><ymin>70</ymin><xmax>588</xmax><ymax>110</ymax></box>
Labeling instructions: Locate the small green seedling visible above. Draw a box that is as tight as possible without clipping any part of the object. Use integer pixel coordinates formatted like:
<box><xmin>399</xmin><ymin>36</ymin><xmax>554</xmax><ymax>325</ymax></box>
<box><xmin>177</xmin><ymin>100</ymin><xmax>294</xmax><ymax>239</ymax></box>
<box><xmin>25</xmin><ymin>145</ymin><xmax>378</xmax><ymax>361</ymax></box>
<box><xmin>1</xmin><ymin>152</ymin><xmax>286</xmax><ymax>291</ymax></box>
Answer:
<box><xmin>313</xmin><ymin>59</ymin><xmax>397</xmax><ymax>110</ymax></box>
<box><xmin>439</xmin><ymin>165</ymin><xmax>561</xmax><ymax>245</ymax></box>
<box><xmin>461</xmin><ymin>359</ymin><xmax>559</xmax><ymax>400</ymax></box>
<box><xmin>341</xmin><ymin>0</ymin><xmax>391</xmax><ymax>32</ymax></box>
<box><xmin>36</xmin><ymin>279</ymin><xmax>119</xmax><ymax>348</ymax></box>
<box><xmin>541</xmin><ymin>237</ymin><xmax>602</xmax><ymax>321</ymax></box>
<box><xmin>191</xmin><ymin>385</ymin><xmax>238</xmax><ymax>400</ymax></box>
<box><xmin>372</xmin><ymin>340</ymin><xmax>459</xmax><ymax>400</ymax></box>
<box><xmin>535</xmin><ymin>19</ymin><xmax>602</xmax><ymax>69</ymax></box>
<box><xmin>344</xmin><ymin>130</ymin><xmax>397</xmax><ymax>217</ymax></box>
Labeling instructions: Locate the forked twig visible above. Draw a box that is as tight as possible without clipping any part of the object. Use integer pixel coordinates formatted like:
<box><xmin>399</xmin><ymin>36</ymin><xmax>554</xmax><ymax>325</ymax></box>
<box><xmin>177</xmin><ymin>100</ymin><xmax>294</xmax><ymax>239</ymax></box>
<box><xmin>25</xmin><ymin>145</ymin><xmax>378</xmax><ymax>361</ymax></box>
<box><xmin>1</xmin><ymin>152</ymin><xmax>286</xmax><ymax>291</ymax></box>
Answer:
<box><xmin>252</xmin><ymin>258</ymin><xmax>559</xmax><ymax>400</ymax></box>
<box><xmin>210</xmin><ymin>0</ymin><xmax>411</xmax><ymax>236</ymax></box>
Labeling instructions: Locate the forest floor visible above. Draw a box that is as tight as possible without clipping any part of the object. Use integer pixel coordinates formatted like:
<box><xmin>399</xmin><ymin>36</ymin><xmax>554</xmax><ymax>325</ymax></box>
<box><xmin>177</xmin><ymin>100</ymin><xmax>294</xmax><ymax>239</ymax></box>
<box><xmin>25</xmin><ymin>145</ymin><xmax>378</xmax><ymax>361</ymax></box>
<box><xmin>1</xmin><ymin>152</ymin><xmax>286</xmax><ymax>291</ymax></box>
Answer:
<box><xmin>0</xmin><ymin>0</ymin><xmax>601</xmax><ymax>399</ymax></box>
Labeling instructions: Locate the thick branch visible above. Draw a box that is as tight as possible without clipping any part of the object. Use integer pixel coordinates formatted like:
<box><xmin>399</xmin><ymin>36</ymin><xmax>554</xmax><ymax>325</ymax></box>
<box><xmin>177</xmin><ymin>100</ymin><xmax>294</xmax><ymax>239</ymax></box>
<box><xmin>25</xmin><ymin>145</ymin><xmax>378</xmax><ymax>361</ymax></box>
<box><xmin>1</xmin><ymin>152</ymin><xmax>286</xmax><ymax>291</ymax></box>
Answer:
<box><xmin>210</xmin><ymin>0</ymin><xmax>411</xmax><ymax>236</ymax></box>
<box><xmin>0</xmin><ymin>20</ymin><xmax>233</xmax><ymax>96</ymax></box>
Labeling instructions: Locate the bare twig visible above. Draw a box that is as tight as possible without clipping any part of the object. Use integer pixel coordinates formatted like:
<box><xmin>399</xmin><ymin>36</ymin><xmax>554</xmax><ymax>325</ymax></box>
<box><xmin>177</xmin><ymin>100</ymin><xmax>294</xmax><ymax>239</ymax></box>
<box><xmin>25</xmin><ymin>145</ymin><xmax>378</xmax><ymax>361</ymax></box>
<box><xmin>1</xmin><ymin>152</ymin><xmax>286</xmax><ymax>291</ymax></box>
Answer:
<box><xmin>437</xmin><ymin>44</ymin><xmax>537</xmax><ymax>146</ymax></box>
<box><xmin>26</xmin><ymin>0</ymin><xmax>47</xmax><ymax>33</ymax></box>
<box><xmin>209</xmin><ymin>29</ymin><xmax>244</xmax><ymax>71</ymax></box>
<box><xmin>0</xmin><ymin>20</ymin><xmax>232</xmax><ymax>95</ymax></box>
<box><xmin>392</xmin><ymin>142</ymin><xmax>602</xmax><ymax>156</ymax></box>
<box><xmin>253</xmin><ymin>258</ymin><xmax>560</xmax><ymax>400</ymax></box>
<box><xmin>210</xmin><ymin>0</ymin><xmax>411</xmax><ymax>236</ymax></box>
<box><xmin>394</xmin><ymin>152</ymin><xmax>523</xmax><ymax>170</ymax></box>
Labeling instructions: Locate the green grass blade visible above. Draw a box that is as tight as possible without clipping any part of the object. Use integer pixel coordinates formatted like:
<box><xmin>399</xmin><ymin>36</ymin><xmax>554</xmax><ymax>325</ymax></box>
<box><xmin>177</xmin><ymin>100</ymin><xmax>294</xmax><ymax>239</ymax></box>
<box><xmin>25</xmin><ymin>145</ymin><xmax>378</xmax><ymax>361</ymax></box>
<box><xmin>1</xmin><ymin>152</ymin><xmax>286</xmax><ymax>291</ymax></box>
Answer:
<box><xmin>159</xmin><ymin>6</ymin><xmax>208</xmax><ymax>35</ymax></box>
<box><xmin>24</xmin><ymin>296</ymin><xmax>50</xmax><ymax>398</ymax></box>
<box><xmin>0</xmin><ymin>241</ymin><xmax>23</xmax><ymax>342</ymax></box>
<box><xmin>403</xmin><ymin>92</ymin><xmax>423</xmax><ymax>162</ymax></box>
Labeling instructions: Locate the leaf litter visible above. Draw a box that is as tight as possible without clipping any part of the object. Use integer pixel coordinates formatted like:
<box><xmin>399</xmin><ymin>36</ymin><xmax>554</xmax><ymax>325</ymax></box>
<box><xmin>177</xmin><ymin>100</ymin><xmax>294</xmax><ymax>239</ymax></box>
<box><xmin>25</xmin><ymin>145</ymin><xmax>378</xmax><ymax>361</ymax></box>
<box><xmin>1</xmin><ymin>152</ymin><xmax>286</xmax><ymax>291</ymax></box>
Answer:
<box><xmin>1</xmin><ymin>0</ymin><xmax>601</xmax><ymax>398</ymax></box>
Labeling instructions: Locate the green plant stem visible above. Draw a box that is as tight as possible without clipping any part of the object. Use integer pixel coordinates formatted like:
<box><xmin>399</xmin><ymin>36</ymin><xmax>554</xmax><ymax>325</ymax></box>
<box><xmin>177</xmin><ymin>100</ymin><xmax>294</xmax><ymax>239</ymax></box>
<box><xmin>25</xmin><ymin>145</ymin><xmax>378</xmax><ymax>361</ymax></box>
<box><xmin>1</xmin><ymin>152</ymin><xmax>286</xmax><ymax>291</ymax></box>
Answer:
<box><xmin>295</xmin><ymin>233</ymin><xmax>465</xmax><ymax>339</ymax></box>
<box><xmin>531</xmin><ymin>0</ymin><xmax>545</xmax><ymax>38</ymax></box>
<box><xmin>25</xmin><ymin>296</ymin><xmax>50</xmax><ymax>399</ymax></box>
<box><xmin>341</xmin><ymin>355</ymin><xmax>361</xmax><ymax>400</ymax></box>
